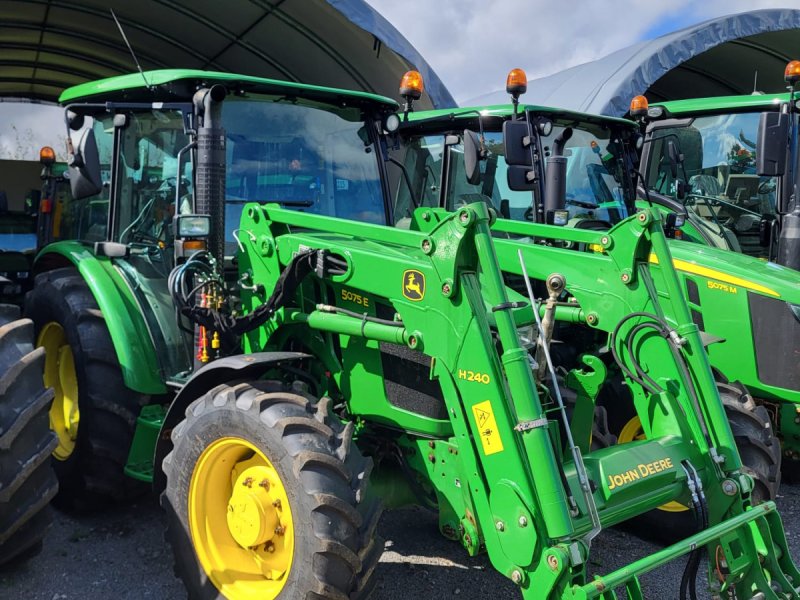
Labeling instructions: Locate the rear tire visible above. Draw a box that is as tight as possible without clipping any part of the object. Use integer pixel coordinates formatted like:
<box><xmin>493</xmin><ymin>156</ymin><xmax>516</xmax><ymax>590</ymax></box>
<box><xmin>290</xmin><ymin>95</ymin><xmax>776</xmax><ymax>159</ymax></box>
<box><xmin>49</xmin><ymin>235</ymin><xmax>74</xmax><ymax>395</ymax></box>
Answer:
<box><xmin>0</xmin><ymin>306</ymin><xmax>58</xmax><ymax>566</ymax></box>
<box><xmin>162</xmin><ymin>380</ymin><xmax>383</xmax><ymax>599</ymax></box>
<box><xmin>26</xmin><ymin>268</ymin><xmax>148</xmax><ymax>510</ymax></box>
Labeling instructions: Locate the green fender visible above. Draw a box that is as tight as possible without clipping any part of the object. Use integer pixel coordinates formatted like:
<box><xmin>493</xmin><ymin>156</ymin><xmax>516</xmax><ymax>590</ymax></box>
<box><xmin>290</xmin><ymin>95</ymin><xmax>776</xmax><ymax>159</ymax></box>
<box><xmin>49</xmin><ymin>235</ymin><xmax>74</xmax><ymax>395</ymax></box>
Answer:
<box><xmin>34</xmin><ymin>241</ymin><xmax>166</xmax><ymax>395</ymax></box>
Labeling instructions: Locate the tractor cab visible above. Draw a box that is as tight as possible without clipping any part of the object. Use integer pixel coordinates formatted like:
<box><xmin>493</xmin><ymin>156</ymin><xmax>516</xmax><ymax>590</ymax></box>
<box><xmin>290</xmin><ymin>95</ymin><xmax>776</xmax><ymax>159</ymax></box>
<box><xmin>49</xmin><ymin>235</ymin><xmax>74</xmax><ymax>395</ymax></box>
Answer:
<box><xmin>43</xmin><ymin>70</ymin><xmax>399</xmax><ymax>390</ymax></box>
<box><xmin>638</xmin><ymin>60</ymin><xmax>800</xmax><ymax>268</ymax></box>
<box><xmin>387</xmin><ymin>74</ymin><xmax>641</xmax><ymax>234</ymax></box>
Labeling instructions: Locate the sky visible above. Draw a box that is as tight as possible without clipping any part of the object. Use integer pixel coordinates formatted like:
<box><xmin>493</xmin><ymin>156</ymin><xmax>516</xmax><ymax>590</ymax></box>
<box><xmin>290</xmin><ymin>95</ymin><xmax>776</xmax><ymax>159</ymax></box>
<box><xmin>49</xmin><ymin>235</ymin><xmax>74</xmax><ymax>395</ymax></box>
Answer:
<box><xmin>365</xmin><ymin>0</ymin><xmax>798</xmax><ymax>104</ymax></box>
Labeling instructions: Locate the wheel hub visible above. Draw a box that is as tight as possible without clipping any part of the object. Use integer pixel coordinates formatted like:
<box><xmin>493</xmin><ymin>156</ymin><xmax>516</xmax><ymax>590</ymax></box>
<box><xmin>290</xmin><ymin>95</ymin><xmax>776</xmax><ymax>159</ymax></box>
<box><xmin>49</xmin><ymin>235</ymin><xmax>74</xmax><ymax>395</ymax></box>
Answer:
<box><xmin>227</xmin><ymin>466</ymin><xmax>280</xmax><ymax>548</ymax></box>
<box><xmin>37</xmin><ymin>321</ymin><xmax>80</xmax><ymax>461</ymax></box>
<box><xmin>188</xmin><ymin>437</ymin><xmax>294</xmax><ymax>598</ymax></box>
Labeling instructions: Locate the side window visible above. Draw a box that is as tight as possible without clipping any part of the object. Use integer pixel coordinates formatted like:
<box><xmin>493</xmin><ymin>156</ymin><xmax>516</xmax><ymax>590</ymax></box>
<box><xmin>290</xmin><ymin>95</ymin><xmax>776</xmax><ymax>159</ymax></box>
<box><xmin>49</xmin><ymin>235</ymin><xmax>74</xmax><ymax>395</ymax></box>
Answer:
<box><xmin>113</xmin><ymin>111</ymin><xmax>190</xmax><ymax>246</ymax></box>
<box><xmin>389</xmin><ymin>135</ymin><xmax>444</xmax><ymax>224</ymax></box>
<box><xmin>444</xmin><ymin>132</ymin><xmax>515</xmax><ymax>215</ymax></box>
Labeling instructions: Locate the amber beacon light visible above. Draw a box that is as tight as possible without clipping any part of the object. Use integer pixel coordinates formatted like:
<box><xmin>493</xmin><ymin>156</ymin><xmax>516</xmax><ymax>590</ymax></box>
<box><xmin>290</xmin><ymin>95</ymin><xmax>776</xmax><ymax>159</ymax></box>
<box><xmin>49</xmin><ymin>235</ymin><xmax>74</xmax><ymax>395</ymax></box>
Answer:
<box><xmin>629</xmin><ymin>95</ymin><xmax>649</xmax><ymax>118</ymax></box>
<box><xmin>506</xmin><ymin>68</ymin><xmax>528</xmax><ymax>96</ymax></box>
<box><xmin>785</xmin><ymin>60</ymin><xmax>800</xmax><ymax>85</ymax></box>
<box><xmin>39</xmin><ymin>146</ymin><xmax>56</xmax><ymax>165</ymax></box>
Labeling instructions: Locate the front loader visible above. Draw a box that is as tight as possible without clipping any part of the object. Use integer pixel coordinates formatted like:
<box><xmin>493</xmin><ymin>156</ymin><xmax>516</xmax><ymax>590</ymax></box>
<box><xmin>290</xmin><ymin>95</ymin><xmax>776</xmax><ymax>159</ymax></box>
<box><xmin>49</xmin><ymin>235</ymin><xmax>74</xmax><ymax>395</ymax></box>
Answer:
<box><xmin>24</xmin><ymin>68</ymin><xmax>800</xmax><ymax>598</ymax></box>
<box><xmin>388</xmin><ymin>69</ymin><xmax>800</xmax><ymax>522</ymax></box>
<box><xmin>171</xmin><ymin>196</ymin><xmax>800</xmax><ymax>598</ymax></box>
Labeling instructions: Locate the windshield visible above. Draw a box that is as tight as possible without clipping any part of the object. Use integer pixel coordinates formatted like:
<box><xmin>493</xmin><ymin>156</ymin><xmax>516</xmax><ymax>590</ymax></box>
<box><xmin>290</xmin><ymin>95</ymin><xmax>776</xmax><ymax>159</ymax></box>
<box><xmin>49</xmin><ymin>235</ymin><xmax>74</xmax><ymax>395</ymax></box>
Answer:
<box><xmin>223</xmin><ymin>98</ymin><xmax>386</xmax><ymax>250</ymax></box>
<box><xmin>390</xmin><ymin>118</ymin><xmax>635</xmax><ymax>228</ymax></box>
<box><xmin>646</xmin><ymin>112</ymin><xmax>778</xmax><ymax>258</ymax></box>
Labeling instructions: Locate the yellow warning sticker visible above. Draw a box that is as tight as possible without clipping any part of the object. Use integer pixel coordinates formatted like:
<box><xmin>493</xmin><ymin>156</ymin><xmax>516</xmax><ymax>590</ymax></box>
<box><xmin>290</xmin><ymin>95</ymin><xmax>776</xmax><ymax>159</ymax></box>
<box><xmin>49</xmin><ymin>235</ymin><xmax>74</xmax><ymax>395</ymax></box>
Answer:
<box><xmin>471</xmin><ymin>400</ymin><xmax>504</xmax><ymax>456</ymax></box>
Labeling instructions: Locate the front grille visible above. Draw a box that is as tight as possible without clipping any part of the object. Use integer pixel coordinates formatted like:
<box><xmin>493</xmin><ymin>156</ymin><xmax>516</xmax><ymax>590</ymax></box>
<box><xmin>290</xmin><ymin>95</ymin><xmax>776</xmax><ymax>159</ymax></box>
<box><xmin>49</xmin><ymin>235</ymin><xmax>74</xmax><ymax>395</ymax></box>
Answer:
<box><xmin>749</xmin><ymin>292</ymin><xmax>800</xmax><ymax>392</ymax></box>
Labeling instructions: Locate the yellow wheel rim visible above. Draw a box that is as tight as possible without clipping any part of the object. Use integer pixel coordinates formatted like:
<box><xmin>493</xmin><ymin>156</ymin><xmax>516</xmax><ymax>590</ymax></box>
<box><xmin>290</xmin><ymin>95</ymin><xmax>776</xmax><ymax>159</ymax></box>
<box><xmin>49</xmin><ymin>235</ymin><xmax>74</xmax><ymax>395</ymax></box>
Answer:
<box><xmin>37</xmin><ymin>322</ymin><xmax>79</xmax><ymax>461</ymax></box>
<box><xmin>189</xmin><ymin>437</ymin><xmax>294</xmax><ymax>599</ymax></box>
<box><xmin>617</xmin><ymin>416</ymin><xmax>688</xmax><ymax>513</ymax></box>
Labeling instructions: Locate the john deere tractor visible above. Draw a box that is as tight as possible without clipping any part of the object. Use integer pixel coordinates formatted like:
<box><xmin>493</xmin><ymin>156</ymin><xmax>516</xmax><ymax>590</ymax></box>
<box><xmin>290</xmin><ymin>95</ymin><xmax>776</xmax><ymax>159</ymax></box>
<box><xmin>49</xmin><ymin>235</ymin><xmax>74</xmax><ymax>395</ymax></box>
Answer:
<box><xmin>383</xmin><ymin>68</ymin><xmax>800</xmax><ymax>532</ymax></box>
<box><xmin>25</xmin><ymin>68</ymin><xmax>800</xmax><ymax>598</ymax></box>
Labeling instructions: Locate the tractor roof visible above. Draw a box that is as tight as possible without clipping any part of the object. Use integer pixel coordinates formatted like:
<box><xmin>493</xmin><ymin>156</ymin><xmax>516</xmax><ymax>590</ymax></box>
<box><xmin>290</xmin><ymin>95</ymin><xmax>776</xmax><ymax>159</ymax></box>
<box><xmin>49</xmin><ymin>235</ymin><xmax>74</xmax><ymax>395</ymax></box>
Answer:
<box><xmin>652</xmin><ymin>92</ymin><xmax>791</xmax><ymax>116</ymax></box>
<box><xmin>402</xmin><ymin>104</ymin><xmax>636</xmax><ymax>134</ymax></box>
<box><xmin>59</xmin><ymin>69</ymin><xmax>398</xmax><ymax>110</ymax></box>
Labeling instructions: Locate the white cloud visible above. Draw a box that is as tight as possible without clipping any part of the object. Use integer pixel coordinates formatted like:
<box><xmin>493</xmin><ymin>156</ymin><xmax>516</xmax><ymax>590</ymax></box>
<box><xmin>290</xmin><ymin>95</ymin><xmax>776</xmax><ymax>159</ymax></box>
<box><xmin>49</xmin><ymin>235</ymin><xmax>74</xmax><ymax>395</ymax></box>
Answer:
<box><xmin>366</xmin><ymin>0</ymin><xmax>796</xmax><ymax>104</ymax></box>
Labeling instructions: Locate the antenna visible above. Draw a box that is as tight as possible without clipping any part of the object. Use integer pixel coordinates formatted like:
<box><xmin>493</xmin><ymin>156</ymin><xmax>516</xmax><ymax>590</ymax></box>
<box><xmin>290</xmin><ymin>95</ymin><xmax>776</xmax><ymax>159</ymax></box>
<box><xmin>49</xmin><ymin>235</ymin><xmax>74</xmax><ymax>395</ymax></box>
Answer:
<box><xmin>110</xmin><ymin>9</ymin><xmax>152</xmax><ymax>90</ymax></box>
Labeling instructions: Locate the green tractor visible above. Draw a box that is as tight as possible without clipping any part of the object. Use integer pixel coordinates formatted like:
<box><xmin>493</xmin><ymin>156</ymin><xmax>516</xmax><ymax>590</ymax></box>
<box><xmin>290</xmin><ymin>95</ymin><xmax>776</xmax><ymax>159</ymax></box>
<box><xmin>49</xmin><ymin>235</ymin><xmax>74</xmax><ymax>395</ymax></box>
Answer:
<box><xmin>632</xmin><ymin>61</ymin><xmax>800</xmax><ymax>470</ymax></box>
<box><xmin>386</xmin><ymin>68</ymin><xmax>800</xmax><ymax>530</ymax></box>
<box><xmin>24</xmin><ymin>68</ymin><xmax>800</xmax><ymax>598</ymax></box>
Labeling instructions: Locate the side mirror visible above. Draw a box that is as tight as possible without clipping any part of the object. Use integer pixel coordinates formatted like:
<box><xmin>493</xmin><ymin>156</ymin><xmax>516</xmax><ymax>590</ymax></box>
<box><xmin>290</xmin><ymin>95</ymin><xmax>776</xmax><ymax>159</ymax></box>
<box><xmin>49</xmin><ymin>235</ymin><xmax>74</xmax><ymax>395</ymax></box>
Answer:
<box><xmin>756</xmin><ymin>112</ymin><xmax>789</xmax><ymax>176</ymax></box>
<box><xmin>503</xmin><ymin>120</ymin><xmax>532</xmax><ymax>166</ymax></box>
<box><xmin>503</xmin><ymin>120</ymin><xmax>537</xmax><ymax>191</ymax></box>
<box><xmin>507</xmin><ymin>165</ymin><xmax>536</xmax><ymax>191</ymax></box>
<box><xmin>463</xmin><ymin>129</ymin><xmax>483</xmax><ymax>186</ymax></box>
<box><xmin>69</xmin><ymin>128</ymin><xmax>103</xmax><ymax>200</ymax></box>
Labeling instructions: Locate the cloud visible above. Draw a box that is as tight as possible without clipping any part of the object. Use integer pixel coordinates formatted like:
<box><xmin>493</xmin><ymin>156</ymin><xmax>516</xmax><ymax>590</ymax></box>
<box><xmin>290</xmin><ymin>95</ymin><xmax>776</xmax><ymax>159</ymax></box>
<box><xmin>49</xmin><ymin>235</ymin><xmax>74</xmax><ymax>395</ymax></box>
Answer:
<box><xmin>365</xmin><ymin>0</ymin><xmax>795</xmax><ymax>104</ymax></box>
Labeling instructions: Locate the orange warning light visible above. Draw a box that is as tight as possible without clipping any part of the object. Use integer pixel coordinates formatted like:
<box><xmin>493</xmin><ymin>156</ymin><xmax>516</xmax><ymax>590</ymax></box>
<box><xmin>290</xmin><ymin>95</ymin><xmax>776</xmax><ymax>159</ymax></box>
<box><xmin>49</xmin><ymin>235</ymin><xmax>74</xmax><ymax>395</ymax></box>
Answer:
<box><xmin>399</xmin><ymin>70</ymin><xmax>424</xmax><ymax>100</ymax></box>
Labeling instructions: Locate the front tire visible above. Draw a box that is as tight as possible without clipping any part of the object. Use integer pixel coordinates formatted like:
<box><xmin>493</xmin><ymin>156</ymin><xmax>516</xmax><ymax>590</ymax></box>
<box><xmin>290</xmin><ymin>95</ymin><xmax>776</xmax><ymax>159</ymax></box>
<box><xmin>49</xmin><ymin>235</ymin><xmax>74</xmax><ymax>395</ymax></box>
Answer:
<box><xmin>162</xmin><ymin>380</ymin><xmax>383</xmax><ymax>599</ymax></box>
<box><xmin>0</xmin><ymin>305</ymin><xmax>58</xmax><ymax>565</ymax></box>
<box><xmin>26</xmin><ymin>267</ymin><xmax>148</xmax><ymax>509</ymax></box>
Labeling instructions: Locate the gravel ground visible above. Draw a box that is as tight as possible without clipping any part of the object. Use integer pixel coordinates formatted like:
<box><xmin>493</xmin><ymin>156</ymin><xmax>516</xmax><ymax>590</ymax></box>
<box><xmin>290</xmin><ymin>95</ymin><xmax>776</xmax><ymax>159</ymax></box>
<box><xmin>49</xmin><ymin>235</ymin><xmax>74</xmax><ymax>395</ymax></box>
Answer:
<box><xmin>3</xmin><ymin>484</ymin><xmax>800</xmax><ymax>599</ymax></box>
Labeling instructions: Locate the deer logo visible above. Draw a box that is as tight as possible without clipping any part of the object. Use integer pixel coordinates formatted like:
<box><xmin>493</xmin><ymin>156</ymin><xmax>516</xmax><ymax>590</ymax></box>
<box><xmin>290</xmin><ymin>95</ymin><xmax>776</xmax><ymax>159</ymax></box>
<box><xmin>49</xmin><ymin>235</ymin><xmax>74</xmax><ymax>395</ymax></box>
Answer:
<box><xmin>402</xmin><ymin>270</ymin><xmax>425</xmax><ymax>301</ymax></box>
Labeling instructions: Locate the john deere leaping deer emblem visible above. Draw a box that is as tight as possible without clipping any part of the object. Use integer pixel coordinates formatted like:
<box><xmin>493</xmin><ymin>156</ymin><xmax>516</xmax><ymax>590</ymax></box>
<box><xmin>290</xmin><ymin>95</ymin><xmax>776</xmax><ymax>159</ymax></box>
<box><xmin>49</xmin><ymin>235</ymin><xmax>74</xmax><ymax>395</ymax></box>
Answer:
<box><xmin>402</xmin><ymin>270</ymin><xmax>425</xmax><ymax>301</ymax></box>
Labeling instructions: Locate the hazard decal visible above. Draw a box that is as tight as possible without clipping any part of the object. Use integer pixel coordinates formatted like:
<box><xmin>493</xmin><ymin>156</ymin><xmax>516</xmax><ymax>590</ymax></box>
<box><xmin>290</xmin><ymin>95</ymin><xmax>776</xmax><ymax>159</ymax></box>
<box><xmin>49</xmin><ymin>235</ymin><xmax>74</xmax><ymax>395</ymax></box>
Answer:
<box><xmin>471</xmin><ymin>400</ymin><xmax>504</xmax><ymax>455</ymax></box>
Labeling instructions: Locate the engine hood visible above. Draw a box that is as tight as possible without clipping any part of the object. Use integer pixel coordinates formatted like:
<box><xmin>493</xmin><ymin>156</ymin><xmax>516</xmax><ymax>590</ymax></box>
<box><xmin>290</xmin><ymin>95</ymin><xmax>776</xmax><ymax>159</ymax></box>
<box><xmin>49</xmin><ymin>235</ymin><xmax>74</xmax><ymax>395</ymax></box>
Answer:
<box><xmin>665</xmin><ymin>240</ymin><xmax>800</xmax><ymax>303</ymax></box>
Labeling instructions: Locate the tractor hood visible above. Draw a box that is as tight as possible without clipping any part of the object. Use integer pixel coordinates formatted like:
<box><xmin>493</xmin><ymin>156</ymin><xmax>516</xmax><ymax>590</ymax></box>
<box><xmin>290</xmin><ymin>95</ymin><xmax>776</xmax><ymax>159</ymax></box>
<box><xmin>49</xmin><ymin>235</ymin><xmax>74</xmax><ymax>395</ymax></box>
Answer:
<box><xmin>665</xmin><ymin>241</ymin><xmax>800</xmax><ymax>303</ymax></box>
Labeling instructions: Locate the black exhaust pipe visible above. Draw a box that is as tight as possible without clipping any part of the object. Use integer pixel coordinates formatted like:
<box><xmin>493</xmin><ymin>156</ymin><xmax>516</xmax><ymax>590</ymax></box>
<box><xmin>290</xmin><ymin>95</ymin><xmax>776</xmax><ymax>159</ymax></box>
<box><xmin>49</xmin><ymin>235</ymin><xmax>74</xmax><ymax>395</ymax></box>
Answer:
<box><xmin>544</xmin><ymin>127</ymin><xmax>572</xmax><ymax>218</ymax></box>
<box><xmin>193</xmin><ymin>85</ymin><xmax>227</xmax><ymax>268</ymax></box>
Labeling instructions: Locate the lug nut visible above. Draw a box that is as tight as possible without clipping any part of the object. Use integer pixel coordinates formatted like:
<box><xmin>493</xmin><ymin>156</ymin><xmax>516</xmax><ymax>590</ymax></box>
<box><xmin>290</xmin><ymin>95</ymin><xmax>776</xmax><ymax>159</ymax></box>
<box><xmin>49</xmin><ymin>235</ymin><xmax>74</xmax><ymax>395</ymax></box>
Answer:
<box><xmin>275</xmin><ymin>525</ymin><xmax>285</xmax><ymax>536</ymax></box>
<box><xmin>243</xmin><ymin>477</ymin><xmax>253</xmax><ymax>488</ymax></box>
<box><xmin>518</xmin><ymin>516</ymin><xmax>528</xmax><ymax>528</ymax></box>
<box><xmin>496</xmin><ymin>521</ymin><xmax>505</xmax><ymax>532</ymax></box>
<box><xmin>511</xmin><ymin>570</ymin><xmax>522</xmax><ymax>584</ymax></box>
<box><xmin>272</xmin><ymin>499</ymin><xmax>282</xmax><ymax>509</ymax></box>
<box><xmin>259</xmin><ymin>479</ymin><xmax>270</xmax><ymax>490</ymax></box>
<box><xmin>265</xmin><ymin>542</ymin><xmax>275</xmax><ymax>553</ymax></box>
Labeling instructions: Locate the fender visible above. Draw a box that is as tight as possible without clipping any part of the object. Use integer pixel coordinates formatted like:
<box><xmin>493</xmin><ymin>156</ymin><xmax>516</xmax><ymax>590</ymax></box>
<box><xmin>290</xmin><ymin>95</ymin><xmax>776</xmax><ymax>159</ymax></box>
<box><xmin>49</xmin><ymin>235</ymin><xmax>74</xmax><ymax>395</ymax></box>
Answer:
<box><xmin>34</xmin><ymin>241</ymin><xmax>165</xmax><ymax>394</ymax></box>
<box><xmin>152</xmin><ymin>351</ymin><xmax>309</xmax><ymax>492</ymax></box>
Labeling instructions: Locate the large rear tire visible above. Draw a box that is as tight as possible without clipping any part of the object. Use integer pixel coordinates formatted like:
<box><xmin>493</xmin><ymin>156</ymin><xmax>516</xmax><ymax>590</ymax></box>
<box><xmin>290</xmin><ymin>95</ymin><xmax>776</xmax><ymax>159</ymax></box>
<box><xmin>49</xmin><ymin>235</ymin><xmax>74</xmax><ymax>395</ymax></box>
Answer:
<box><xmin>162</xmin><ymin>380</ymin><xmax>383</xmax><ymax>599</ymax></box>
<box><xmin>0</xmin><ymin>305</ymin><xmax>58</xmax><ymax>566</ymax></box>
<box><xmin>25</xmin><ymin>268</ymin><xmax>148</xmax><ymax>510</ymax></box>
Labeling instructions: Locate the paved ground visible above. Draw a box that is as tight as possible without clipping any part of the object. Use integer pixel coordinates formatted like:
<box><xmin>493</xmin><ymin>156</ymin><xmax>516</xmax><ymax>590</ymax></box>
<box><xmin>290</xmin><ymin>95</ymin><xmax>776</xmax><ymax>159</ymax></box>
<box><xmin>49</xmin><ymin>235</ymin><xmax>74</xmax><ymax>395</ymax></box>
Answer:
<box><xmin>4</xmin><ymin>484</ymin><xmax>800</xmax><ymax>599</ymax></box>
